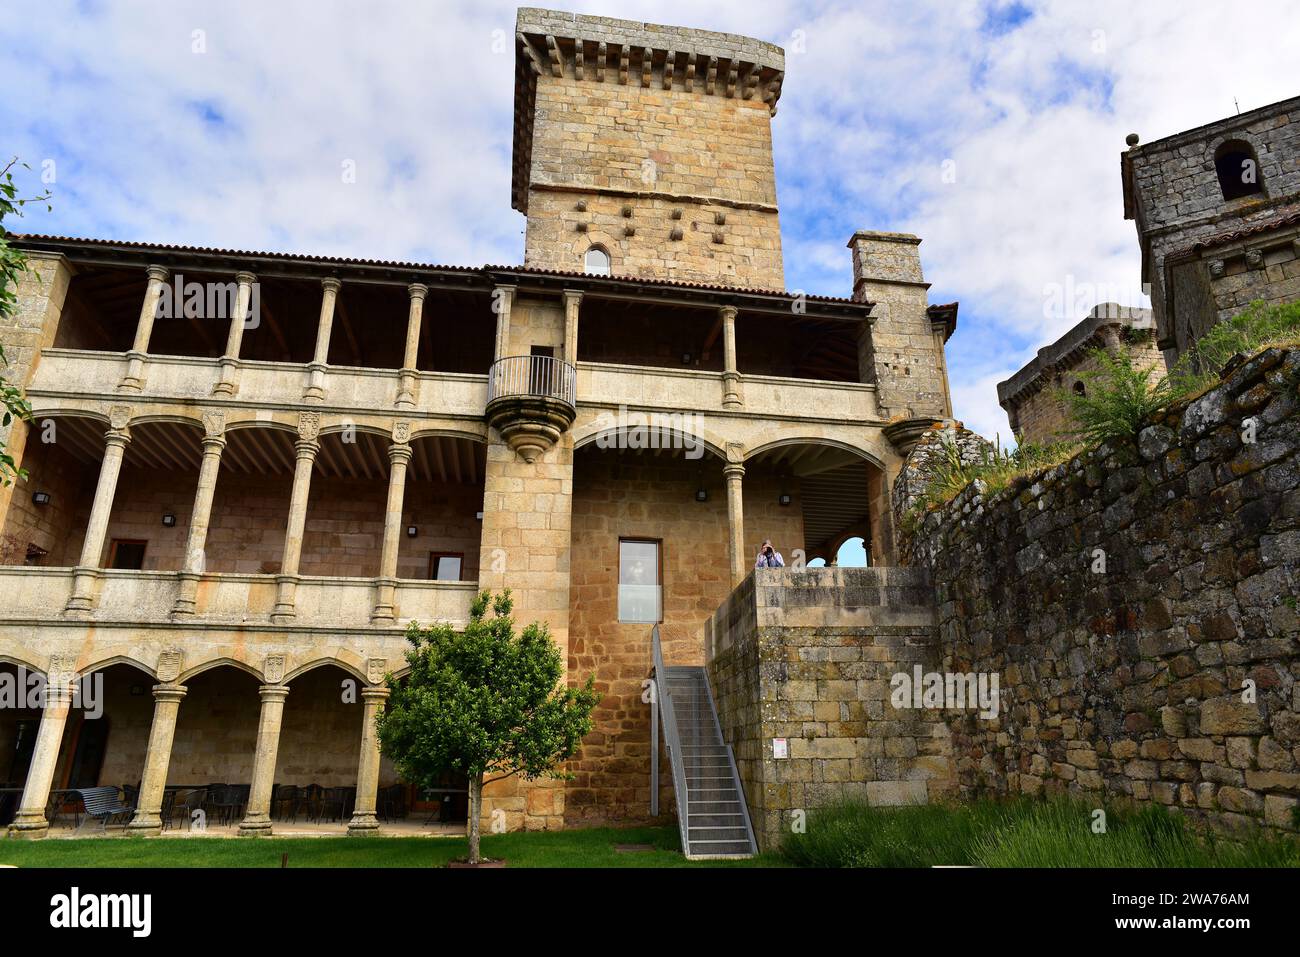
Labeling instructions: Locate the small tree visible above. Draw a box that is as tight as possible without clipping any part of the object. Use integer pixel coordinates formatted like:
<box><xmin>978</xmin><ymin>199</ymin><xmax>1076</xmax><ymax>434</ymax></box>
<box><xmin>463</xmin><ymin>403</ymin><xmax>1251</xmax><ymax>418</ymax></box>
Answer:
<box><xmin>377</xmin><ymin>589</ymin><xmax>600</xmax><ymax>864</ymax></box>
<box><xmin>1061</xmin><ymin>344</ymin><xmax>1175</xmax><ymax>445</ymax></box>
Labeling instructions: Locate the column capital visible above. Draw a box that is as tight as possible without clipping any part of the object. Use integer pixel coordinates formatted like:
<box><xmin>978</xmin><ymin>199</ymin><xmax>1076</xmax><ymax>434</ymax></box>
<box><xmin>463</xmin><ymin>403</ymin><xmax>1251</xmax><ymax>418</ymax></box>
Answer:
<box><xmin>407</xmin><ymin>282</ymin><xmax>428</xmax><ymax>300</ymax></box>
<box><xmin>321</xmin><ymin>277</ymin><xmax>342</xmax><ymax>294</ymax></box>
<box><xmin>104</xmin><ymin>426</ymin><xmax>131</xmax><ymax>448</ymax></box>
<box><xmin>258</xmin><ymin>683</ymin><xmax>290</xmax><ymax>702</ymax></box>
<box><xmin>235</xmin><ymin>270</ymin><xmax>257</xmax><ymax>286</ymax></box>
<box><xmin>361</xmin><ymin>684</ymin><xmax>391</xmax><ymax>704</ymax></box>
<box><xmin>562</xmin><ymin>288</ymin><xmax>583</xmax><ymax>306</ymax></box>
<box><xmin>152</xmin><ymin>683</ymin><xmax>187</xmax><ymax>704</ymax></box>
<box><xmin>145</xmin><ymin>264</ymin><xmax>170</xmax><ymax>283</ymax></box>
<box><xmin>723</xmin><ymin>462</ymin><xmax>746</xmax><ymax>480</ymax></box>
<box><xmin>719</xmin><ymin>303</ymin><xmax>738</xmax><ymax>321</ymax></box>
<box><xmin>388</xmin><ymin>442</ymin><xmax>413</xmax><ymax>465</ymax></box>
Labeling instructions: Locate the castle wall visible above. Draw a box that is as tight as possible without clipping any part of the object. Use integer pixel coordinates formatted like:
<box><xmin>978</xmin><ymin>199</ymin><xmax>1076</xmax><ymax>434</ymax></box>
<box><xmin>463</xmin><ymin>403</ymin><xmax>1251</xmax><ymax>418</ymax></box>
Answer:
<box><xmin>905</xmin><ymin>346</ymin><xmax>1300</xmax><ymax>831</ymax></box>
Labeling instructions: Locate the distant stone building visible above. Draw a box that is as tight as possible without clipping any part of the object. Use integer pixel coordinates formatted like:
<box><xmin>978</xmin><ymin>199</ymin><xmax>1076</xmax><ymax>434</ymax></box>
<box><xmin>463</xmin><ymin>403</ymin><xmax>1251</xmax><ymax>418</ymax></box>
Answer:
<box><xmin>1122</xmin><ymin>94</ymin><xmax>1300</xmax><ymax>365</ymax></box>
<box><xmin>997</xmin><ymin>303</ymin><xmax>1159</xmax><ymax>445</ymax></box>
<box><xmin>0</xmin><ymin>8</ymin><xmax>958</xmax><ymax>849</ymax></box>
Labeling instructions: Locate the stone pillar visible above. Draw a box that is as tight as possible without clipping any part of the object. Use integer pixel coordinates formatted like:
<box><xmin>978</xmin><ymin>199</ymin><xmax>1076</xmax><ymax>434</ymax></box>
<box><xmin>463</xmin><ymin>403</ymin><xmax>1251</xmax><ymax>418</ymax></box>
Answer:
<box><xmin>492</xmin><ymin>284</ymin><xmax>516</xmax><ymax>361</ymax></box>
<box><xmin>372</xmin><ymin>432</ymin><xmax>412</xmax><ymax>622</ymax></box>
<box><xmin>304</xmin><ymin>278</ymin><xmax>341</xmax><ymax>403</ymax></box>
<box><xmin>239</xmin><ymin>683</ymin><xmax>289</xmax><ymax>835</ymax></box>
<box><xmin>212</xmin><ymin>271</ymin><xmax>257</xmax><ymax>396</ymax></box>
<box><xmin>118</xmin><ymin>265</ymin><xmax>169</xmax><ymax>393</ymax></box>
<box><xmin>65</xmin><ymin>411</ymin><xmax>131</xmax><ymax>615</ymax></box>
<box><xmin>7</xmin><ymin>675</ymin><xmax>74</xmax><ymax>839</ymax></box>
<box><xmin>272</xmin><ymin>413</ymin><xmax>320</xmax><ymax>621</ymax></box>
<box><xmin>724</xmin><ymin>460</ymin><xmax>746</xmax><ymax>587</ymax></box>
<box><xmin>127</xmin><ymin>683</ymin><xmax>187</xmax><ymax>834</ymax></box>
<box><xmin>397</xmin><ymin>283</ymin><xmax>427</xmax><ymax>408</ymax></box>
<box><xmin>347</xmin><ymin>684</ymin><xmax>390</xmax><ymax>835</ymax></box>
<box><xmin>173</xmin><ymin>413</ymin><xmax>225</xmax><ymax>616</ymax></box>
<box><xmin>720</xmin><ymin>304</ymin><xmax>742</xmax><ymax>408</ymax></box>
<box><xmin>562</xmin><ymin>289</ymin><xmax>582</xmax><ymax>366</ymax></box>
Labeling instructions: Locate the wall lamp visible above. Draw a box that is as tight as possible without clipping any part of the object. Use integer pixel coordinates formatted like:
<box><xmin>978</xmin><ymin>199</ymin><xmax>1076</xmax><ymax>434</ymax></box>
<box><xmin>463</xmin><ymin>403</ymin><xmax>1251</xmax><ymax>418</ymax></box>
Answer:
<box><xmin>778</xmin><ymin>493</ymin><xmax>792</xmax><ymax>507</ymax></box>
<box><xmin>162</xmin><ymin>513</ymin><xmax>177</xmax><ymax>527</ymax></box>
<box><xmin>31</xmin><ymin>491</ymin><xmax>51</xmax><ymax>506</ymax></box>
<box><xmin>695</xmin><ymin>488</ymin><xmax>708</xmax><ymax>502</ymax></box>
<box><xmin>406</xmin><ymin>525</ymin><xmax>418</xmax><ymax>538</ymax></box>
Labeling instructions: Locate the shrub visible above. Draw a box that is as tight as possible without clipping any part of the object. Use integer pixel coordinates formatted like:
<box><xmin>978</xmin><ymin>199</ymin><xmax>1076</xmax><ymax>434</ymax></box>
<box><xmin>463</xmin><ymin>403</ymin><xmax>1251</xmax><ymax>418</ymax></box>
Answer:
<box><xmin>1060</xmin><ymin>344</ymin><xmax>1175</xmax><ymax>445</ymax></box>
<box><xmin>1171</xmin><ymin>299</ymin><xmax>1300</xmax><ymax>394</ymax></box>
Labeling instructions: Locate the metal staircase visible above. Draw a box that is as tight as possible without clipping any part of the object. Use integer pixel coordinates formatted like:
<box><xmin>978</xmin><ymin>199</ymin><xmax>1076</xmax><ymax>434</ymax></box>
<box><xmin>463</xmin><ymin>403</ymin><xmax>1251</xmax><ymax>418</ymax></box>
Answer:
<box><xmin>651</xmin><ymin>625</ymin><xmax>757</xmax><ymax>859</ymax></box>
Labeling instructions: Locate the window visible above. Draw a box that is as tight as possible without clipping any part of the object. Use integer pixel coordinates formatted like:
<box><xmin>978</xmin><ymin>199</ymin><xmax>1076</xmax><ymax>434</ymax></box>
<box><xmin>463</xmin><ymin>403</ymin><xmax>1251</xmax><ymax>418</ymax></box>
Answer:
<box><xmin>108</xmin><ymin>539</ymin><xmax>147</xmax><ymax>570</ymax></box>
<box><xmin>618</xmin><ymin>539</ymin><xmax>661</xmax><ymax>623</ymax></box>
<box><xmin>1073</xmin><ymin>380</ymin><xmax>1087</xmax><ymax>397</ymax></box>
<box><xmin>1214</xmin><ymin>139</ymin><xmax>1263</xmax><ymax>201</ymax></box>
<box><xmin>584</xmin><ymin>245</ymin><xmax>611</xmax><ymax>276</ymax></box>
<box><xmin>428</xmin><ymin>552</ymin><xmax>464</xmax><ymax>581</ymax></box>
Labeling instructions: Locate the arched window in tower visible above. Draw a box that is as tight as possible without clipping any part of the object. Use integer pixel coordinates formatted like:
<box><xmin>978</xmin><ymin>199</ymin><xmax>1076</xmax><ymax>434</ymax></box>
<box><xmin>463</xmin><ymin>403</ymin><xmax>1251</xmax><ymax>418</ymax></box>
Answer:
<box><xmin>584</xmin><ymin>245</ymin><xmax>611</xmax><ymax>276</ymax></box>
<box><xmin>1214</xmin><ymin>139</ymin><xmax>1264</xmax><ymax>201</ymax></box>
<box><xmin>1073</xmin><ymin>380</ymin><xmax>1087</xmax><ymax>398</ymax></box>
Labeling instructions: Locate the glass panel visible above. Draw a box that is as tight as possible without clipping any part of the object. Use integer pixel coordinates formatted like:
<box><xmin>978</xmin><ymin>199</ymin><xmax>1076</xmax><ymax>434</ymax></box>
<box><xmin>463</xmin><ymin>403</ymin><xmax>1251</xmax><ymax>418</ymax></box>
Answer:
<box><xmin>432</xmin><ymin>555</ymin><xmax>462</xmax><ymax>581</ymax></box>
<box><xmin>618</xmin><ymin>540</ymin><xmax>660</xmax><ymax>623</ymax></box>
<box><xmin>584</xmin><ymin>247</ymin><xmax>611</xmax><ymax>276</ymax></box>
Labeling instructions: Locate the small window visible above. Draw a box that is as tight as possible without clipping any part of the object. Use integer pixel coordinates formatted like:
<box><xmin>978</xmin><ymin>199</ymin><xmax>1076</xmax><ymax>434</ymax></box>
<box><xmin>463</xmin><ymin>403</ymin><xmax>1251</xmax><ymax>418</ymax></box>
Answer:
<box><xmin>618</xmin><ymin>539</ymin><xmax>661</xmax><ymax>623</ymax></box>
<box><xmin>428</xmin><ymin>552</ymin><xmax>464</xmax><ymax>581</ymax></box>
<box><xmin>1073</xmin><ymin>381</ymin><xmax>1087</xmax><ymax>397</ymax></box>
<box><xmin>108</xmin><ymin>539</ymin><xmax>147</xmax><ymax>570</ymax></box>
<box><xmin>584</xmin><ymin>246</ymin><xmax>611</xmax><ymax>276</ymax></box>
<box><xmin>1214</xmin><ymin>139</ymin><xmax>1263</xmax><ymax>201</ymax></box>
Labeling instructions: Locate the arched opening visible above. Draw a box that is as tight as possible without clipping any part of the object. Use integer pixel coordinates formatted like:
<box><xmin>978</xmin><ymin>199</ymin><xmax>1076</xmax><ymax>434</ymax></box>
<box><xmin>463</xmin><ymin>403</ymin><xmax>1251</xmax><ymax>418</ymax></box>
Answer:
<box><xmin>400</xmin><ymin>434</ymin><xmax>486</xmax><ymax>582</ymax></box>
<box><xmin>1215</xmin><ymin>139</ymin><xmax>1263</xmax><ymax>201</ymax></box>
<box><xmin>745</xmin><ymin>441</ymin><xmax>886</xmax><ymax>567</ymax></box>
<box><xmin>271</xmin><ymin>663</ymin><xmax>364</xmax><ymax>826</ymax></box>
<box><xmin>166</xmin><ymin>664</ymin><xmax>262</xmax><ymax>830</ymax></box>
<box><xmin>584</xmin><ymin>245</ymin><xmax>612</xmax><ymax>276</ymax></box>
<box><xmin>1073</xmin><ymin>380</ymin><xmax>1087</xmax><ymax>397</ymax></box>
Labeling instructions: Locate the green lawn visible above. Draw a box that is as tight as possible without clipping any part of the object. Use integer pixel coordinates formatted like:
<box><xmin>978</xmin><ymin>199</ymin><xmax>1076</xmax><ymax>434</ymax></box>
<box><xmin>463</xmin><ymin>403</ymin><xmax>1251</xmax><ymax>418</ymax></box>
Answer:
<box><xmin>0</xmin><ymin>825</ymin><xmax>781</xmax><ymax>868</ymax></box>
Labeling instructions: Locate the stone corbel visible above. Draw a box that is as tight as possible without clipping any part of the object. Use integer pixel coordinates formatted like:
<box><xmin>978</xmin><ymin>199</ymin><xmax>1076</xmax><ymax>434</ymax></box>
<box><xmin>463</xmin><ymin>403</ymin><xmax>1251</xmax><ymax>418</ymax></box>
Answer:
<box><xmin>662</xmin><ymin>51</ymin><xmax>675</xmax><ymax>89</ymax></box>
<box><xmin>545</xmin><ymin>35</ymin><xmax>562</xmax><ymax>77</ymax></box>
<box><xmin>519</xmin><ymin>33</ymin><xmax>543</xmax><ymax>76</ymax></box>
<box><xmin>641</xmin><ymin>47</ymin><xmax>652</xmax><ymax>87</ymax></box>
<box><xmin>596</xmin><ymin>42</ymin><xmax>606</xmax><ymax>82</ymax></box>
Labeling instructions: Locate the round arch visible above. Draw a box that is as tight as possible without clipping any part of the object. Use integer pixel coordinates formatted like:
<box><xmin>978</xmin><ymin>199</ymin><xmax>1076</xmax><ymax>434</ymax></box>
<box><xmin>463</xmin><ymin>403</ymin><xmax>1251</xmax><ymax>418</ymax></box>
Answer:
<box><xmin>744</xmin><ymin>435</ymin><xmax>888</xmax><ymax>472</ymax></box>
<box><xmin>22</xmin><ymin>406</ymin><xmax>110</xmax><ymax>428</ymax></box>
<box><xmin>283</xmin><ymin>654</ymin><xmax>369</xmax><ymax>685</ymax></box>
<box><xmin>127</xmin><ymin>412</ymin><xmax>205</xmax><ymax>431</ymax></box>
<box><xmin>407</xmin><ymin>425</ymin><xmax>489</xmax><ymax>445</ymax></box>
<box><xmin>572</xmin><ymin>422</ymin><xmax>729</xmax><ymax>462</ymax></box>
<box><xmin>177</xmin><ymin>655</ymin><xmax>265</xmax><ymax>685</ymax></box>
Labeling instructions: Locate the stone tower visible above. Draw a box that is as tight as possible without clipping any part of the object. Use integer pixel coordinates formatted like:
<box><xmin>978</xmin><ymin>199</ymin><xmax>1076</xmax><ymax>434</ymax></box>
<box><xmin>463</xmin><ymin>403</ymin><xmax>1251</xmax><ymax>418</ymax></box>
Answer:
<box><xmin>1122</xmin><ymin>94</ymin><xmax>1300</xmax><ymax>365</ymax></box>
<box><xmin>513</xmin><ymin>8</ymin><xmax>787</xmax><ymax>288</ymax></box>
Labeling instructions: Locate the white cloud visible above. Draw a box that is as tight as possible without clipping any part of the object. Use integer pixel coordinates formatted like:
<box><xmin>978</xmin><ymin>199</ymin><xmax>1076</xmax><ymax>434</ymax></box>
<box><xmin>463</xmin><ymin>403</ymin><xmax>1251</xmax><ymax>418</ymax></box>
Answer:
<box><xmin>2</xmin><ymin>0</ymin><xmax>1296</xmax><ymax>441</ymax></box>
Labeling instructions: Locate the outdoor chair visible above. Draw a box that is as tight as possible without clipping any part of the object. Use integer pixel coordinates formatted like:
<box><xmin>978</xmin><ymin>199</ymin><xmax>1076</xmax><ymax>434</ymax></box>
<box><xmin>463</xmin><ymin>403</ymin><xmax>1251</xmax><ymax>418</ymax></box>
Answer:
<box><xmin>176</xmin><ymin>787</ymin><xmax>208</xmax><ymax>830</ymax></box>
<box><xmin>206</xmin><ymin>785</ymin><xmax>243</xmax><ymax>826</ymax></box>
<box><xmin>271</xmin><ymin>784</ymin><xmax>300</xmax><ymax>822</ymax></box>
<box><xmin>315</xmin><ymin>786</ymin><xmax>353</xmax><ymax>823</ymax></box>
<box><xmin>74</xmin><ymin>786</ymin><xmax>133</xmax><ymax>831</ymax></box>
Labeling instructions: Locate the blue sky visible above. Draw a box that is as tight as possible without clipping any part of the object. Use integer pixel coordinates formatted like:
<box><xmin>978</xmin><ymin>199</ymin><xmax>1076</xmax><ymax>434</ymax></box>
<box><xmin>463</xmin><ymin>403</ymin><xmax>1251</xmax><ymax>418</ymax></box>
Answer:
<box><xmin>2</xmin><ymin>0</ymin><xmax>1298</xmax><ymax>441</ymax></box>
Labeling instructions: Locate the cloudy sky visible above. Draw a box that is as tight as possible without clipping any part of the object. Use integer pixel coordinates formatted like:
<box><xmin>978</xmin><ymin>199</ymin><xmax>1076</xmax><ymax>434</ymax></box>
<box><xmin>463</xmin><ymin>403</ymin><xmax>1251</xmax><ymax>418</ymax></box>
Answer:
<box><xmin>3</xmin><ymin>0</ymin><xmax>1297</xmax><ymax>439</ymax></box>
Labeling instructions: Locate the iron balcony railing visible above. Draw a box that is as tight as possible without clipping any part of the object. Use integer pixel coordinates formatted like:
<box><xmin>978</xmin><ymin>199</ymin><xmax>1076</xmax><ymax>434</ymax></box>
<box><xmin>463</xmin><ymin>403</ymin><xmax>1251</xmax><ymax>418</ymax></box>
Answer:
<box><xmin>486</xmin><ymin>354</ymin><xmax>577</xmax><ymax>406</ymax></box>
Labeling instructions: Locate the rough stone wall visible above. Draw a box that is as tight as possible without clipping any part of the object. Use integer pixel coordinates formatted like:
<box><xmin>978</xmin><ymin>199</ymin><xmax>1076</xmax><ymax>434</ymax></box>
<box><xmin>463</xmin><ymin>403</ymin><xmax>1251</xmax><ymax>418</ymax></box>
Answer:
<box><xmin>707</xmin><ymin>567</ymin><xmax>954</xmax><ymax>850</ymax></box>
<box><xmin>0</xmin><ymin>253</ymin><xmax>72</xmax><ymax>536</ymax></box>
<box><xmin>1125</xmin><ymin>95</ymin><xmax>1300</xmax><ymax>359</ymax></box>
<box><xmin>1007</xmin><ymin>339</ymin><xmax>1166</xmax><ymax>446</ymax></box>
<box><xmin>905</xmin><ymin>346</ymin><xmax>1300</xmax><ymax>830</ymax></box>
<box><xmin>890</xmin><ymin>423</ymin><xmax>993</xmax><ymax>519</ymax></box>
<box><xmin>848</xmin><ymin>232</ymin><xmax>949</xmax><ymax>420</ymax></box>
<box><xmin>565</xmin><ymin>451</ymin><xmax>803</xmax><ymax>823</ymax></box>
<box><xmin>523</xmin><ymin>53</ymin><xmax>784</xmax><ymax>288</ymax></box>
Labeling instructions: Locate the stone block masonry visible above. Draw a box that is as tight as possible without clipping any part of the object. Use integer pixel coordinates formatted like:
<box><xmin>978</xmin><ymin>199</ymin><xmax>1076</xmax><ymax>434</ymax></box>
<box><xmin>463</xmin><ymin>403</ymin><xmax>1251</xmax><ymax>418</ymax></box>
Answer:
<box><xmin>904</xmin><ymin>346</ymin><xmax>1300</xmax><ymax>831</ymax></box>
<box><xmin>707</xmin><ymin>566</ymin><xmax>954</xmax><ymax>851</ymax></box>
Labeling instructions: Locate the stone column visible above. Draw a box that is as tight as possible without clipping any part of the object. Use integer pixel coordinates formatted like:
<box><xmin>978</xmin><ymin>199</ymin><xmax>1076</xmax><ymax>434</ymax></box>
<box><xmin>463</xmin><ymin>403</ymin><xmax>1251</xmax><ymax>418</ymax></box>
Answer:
<box><xmin>127</xmin><ymin>683</ymin><xmax>187</xmax><ymax>834</ymax></box>
<box><xmin>212</xmin><ymin>271</ymin><xmax>256</xmax><ymax>396</ymax></box>
<box><xmin>562</xmin><ymin>289</ymin><xmax>582</xmax><ymax>365</ymax></box>
<box><xmin>347</xmin><ymin>684</ymin><xmax>390</xmax><ymax>835</ymax></box>
<box><xmin>304</xmin><ymin>278</ymin><xmax>341</xmax><ymax>403</ymax></box>
<box><xmin>372</xmin><ymin>433</ymin><xmax>412</xmax><ymax>622</ymax></box>
<box><xmin>720</xmin><ymin>304</ymin><xmax>742</xmax><ymax>409</ymax></box>
<box><xmin>118</xmin><ymin>265</ymin><xmax>169</xmax><ymax>393</ymax></box>
<box><xmin>724</xmin><ymin>461</ymin><xmax>746</xmax><ymax>587</ymax></box>
<box><xmin>239</xmin><ymin>683</ymin><xmax>289</xmax><ymax>835</ymax></box>
<box><xmin>492</xmin><ymin>285</ymin><xmax>516</xmax><ymax>362</ymax></box>
<box><xmin>65</xmin><ymin>412</ymin><xmax>131</xmax><ymax>615</ymax></box>
<box><xmin>173</xmin><ymin>413</ymin><xmax>225</xmax><ymax>617</ymax></box>
<box><xmin>397</xmin><ymin>283</ymin><xmax>427</xmax><ymax>408</ymax></box>
<box><xmin>272</xmin><ymin>413</ymin><xmax>320</xmax><ymax>621</ymax></box>
<box><xmin>7</xmin><ymin>675</ymin><xmax>74</xmax><ymax>839</ymax></box>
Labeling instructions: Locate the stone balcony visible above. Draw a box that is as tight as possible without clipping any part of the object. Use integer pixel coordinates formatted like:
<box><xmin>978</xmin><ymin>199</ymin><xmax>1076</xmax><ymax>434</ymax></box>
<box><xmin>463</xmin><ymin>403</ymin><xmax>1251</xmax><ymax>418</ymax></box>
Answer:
<box><xmin>0</xmin><ymin>566</ymin><xmax>478</xmax><ymax>632</ymax></box>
